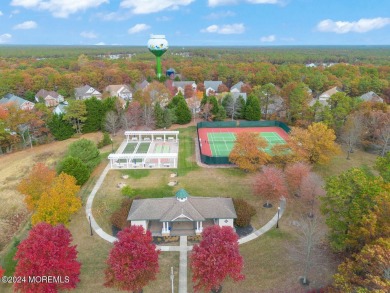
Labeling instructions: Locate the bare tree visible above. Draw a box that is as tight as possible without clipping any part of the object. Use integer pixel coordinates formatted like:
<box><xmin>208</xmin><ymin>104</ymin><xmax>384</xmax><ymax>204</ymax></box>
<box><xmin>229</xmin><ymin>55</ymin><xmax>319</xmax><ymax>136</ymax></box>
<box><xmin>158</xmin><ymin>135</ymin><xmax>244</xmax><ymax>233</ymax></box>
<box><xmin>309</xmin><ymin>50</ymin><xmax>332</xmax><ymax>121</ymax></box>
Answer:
<box><xmin>142</xmin><ymin>105</ymin><xmax>155</xmax><ymax>129</ymax></box>
<box><xmin>340</xmin><ymin>113</ymin><xmax>364</xmax><ymax>160</ymax></box>
<box><xmin>288</xmin><ymin>216</ymin><xmax>325</xmax><ymax>286</ymax></box>
<box><xmin>123</xmin><ymin>101</ymin><xmax>142</xmax><ymax>129</ymax></box>
<box><xmin>222</xmin><ymin>94</ymin><xmax>242</xmax><ymax>121</ymax></box>
<box><xmin>105</xmin><ymin>111</ymin><xmax>121</xmax><ymax>136</ymax></box>
<box><xmin>200</xmin><ymin>102</ymin><xmax>213</xmax><ymax>121</ymax></box>
<box><xmin>299</xmin><ymin>172</ymin><xmax>325</xmax><ymax>218</ymax></box>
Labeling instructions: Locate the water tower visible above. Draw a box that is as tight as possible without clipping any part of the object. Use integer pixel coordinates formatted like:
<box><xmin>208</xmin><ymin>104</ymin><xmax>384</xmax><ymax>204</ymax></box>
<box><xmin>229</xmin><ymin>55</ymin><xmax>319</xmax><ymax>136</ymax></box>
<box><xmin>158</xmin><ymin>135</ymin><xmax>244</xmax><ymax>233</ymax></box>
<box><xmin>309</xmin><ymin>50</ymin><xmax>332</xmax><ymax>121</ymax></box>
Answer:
<box><xmin>147</xmin><ymin>34</ymin><xmax>168</xmax><ymax>80</ymax></box>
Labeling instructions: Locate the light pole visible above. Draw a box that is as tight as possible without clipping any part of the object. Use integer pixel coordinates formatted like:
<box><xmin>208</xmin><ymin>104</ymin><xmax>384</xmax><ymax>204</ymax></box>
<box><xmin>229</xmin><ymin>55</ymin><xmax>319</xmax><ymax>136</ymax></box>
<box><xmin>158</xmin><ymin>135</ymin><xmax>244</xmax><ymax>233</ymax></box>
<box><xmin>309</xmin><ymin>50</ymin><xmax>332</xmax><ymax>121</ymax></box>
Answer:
<box><xmin>276</xmin><ymin>206</ymin><xmax>280</xmax><ymax>229</ymax></box>
<box><xmin>111</xmin><ymin>138</ymin><xmax>114</xmax><ymax>153</ymax></box>
<box><xmin>170</xmin><ymin>267</ymin><xmax>174</xmax><ymax>293</ymax></box>
<box><xmin>88</xmin><ymin>213</ymin><xmax>93</xmax><ymax>236</ymax></box>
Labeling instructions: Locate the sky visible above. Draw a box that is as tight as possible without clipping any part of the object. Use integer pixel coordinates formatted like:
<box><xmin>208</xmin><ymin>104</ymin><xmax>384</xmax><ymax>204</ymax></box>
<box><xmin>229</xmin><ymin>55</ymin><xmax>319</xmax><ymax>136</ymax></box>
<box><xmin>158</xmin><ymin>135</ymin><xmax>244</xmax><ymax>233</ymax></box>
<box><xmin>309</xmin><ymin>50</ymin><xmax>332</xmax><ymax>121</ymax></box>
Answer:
<box><xmin>0</xmin><ymin>0</ymin><xmax>389</xmax><ymax>46</ymax></box>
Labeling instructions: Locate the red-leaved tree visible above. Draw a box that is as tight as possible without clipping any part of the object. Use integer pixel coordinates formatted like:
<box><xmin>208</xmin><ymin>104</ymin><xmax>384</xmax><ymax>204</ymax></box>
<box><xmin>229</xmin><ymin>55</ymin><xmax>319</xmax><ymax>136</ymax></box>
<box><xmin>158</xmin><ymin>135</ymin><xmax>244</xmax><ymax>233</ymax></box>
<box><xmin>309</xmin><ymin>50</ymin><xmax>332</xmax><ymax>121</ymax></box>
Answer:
<box><xmin>13</xmin><ymin>222</ymin><xmax>81</xmax><ymax>293</ymax></box>
<box><xmin>253</xmin><ymin>166</ymin><xmax>288</xmax><ymax>207</ymax></box>
<box><xmin>104</xmin><ymin>226</ymin><xmax>160</xmax><ymax>293</ymax></box>
<box><xmin>0</xmin><ymin>265</ymin><xmax>4</xmax><ymax>278</ymax></box>
<box><xmin>191</xmin><ymin>225</ymin><xmax>244</xmax><ymax>293</ymax></box>
<box><xmin>284</xmin><ymin>162</ymin><xmax>312</xmax><ymax>197</ymax></box>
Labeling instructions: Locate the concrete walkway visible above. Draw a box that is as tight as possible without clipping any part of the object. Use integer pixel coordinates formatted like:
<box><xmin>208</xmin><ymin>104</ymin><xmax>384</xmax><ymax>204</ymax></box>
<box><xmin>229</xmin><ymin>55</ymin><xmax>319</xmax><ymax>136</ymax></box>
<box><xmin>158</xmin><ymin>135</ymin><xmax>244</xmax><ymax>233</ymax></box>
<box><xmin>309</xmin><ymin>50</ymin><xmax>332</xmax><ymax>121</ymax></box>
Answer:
<box><xmin>179</xmin><ymin>236</ymin><xmax>188</xmax><ymax>293</ymax></box>
<box><xmin>85</xmin><ymin>159</ymin><xmax>286</xmax><ymax>293</ymax></box>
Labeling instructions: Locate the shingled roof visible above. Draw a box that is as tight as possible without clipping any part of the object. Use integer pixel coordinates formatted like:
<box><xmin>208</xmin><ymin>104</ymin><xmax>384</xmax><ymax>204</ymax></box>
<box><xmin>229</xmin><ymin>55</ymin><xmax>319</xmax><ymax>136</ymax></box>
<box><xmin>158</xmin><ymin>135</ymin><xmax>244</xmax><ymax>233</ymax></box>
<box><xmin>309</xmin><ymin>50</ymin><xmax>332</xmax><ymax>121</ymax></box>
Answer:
<box><xmin>127</xmin><ymin>190</ymin><xmax>237</xmax><ymax>222</ymax></box>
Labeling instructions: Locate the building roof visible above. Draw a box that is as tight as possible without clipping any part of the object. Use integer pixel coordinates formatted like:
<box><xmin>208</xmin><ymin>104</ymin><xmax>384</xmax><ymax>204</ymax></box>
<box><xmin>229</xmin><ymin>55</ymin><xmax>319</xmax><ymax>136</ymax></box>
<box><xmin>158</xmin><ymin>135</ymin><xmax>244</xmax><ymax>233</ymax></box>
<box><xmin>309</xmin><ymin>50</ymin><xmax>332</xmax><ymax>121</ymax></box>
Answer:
<box><xmin>35</xmin><ymin>89</ymin><xmax>62</xmax><ymax>99</ymax></box>
<box><xmin>204</xmin><ymin>81</ymin><xmax>222</xmax><ymax>91</ymax></box>
<box><xmin>128</xmin><ymin>191</ymin><xmax>237</xmax><ymax>222</ymax></box>
<box><xmin>319</xmin><ymin>86</ymin><xmax>341</xmax><ymax>99</ymax></box>
<box><xmin>172</xmin><ymin>81</ymin><xmax>196</xmax><ymax>89</ymax></box>
<box><xmin>53</xmin><ymin>103</ymin><xmax>68</xmax><ymax>115</ymax></box>
<box><xmin>75</xmin><ymin>85</ymin><xmax>101</xmax><ymax>97</ymax></box>
<box><xmin>0</xmin><ymin>93</ymin><xmax>32</xmax><ymax>107</ymax></box>
<box><xmin>230</xmin><ymin>81</ymin><xmax>244</xmax><ymax>92</ymax></box>
<box><xmin>136</xmin><ymin>80</ymin><xmax>149</xmax><ymax>91</ymax></box>
<box><xmin>230</xmin><ymin>92</ymin><xmax>247</xmax><ymax>101</ymax></box>
<box><xmin>360</xmin><ymin>91</ymin><xmax>383</xmax><ymax>103</ymax></box>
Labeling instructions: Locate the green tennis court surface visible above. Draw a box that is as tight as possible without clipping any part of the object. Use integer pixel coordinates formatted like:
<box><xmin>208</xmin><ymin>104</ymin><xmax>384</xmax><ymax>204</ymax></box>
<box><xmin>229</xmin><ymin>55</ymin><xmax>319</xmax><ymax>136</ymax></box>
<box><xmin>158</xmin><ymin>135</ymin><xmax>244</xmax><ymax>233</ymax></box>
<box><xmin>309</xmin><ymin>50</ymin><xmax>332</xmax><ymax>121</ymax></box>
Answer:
<box><xmin>207</xmin><ymin>132</ymin><xmax>286</xmax><ymax>157</ymax></box>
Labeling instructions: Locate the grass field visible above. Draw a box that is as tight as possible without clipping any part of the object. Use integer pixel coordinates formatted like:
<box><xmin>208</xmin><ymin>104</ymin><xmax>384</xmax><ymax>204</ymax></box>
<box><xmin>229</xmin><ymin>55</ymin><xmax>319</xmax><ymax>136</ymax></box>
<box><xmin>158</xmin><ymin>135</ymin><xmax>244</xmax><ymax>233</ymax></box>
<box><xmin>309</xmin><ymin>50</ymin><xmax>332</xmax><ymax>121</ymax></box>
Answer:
<box><xmin>0</xmin><ymin>125</ymin><xmax>380</xmax><ymax>293</ymax></box>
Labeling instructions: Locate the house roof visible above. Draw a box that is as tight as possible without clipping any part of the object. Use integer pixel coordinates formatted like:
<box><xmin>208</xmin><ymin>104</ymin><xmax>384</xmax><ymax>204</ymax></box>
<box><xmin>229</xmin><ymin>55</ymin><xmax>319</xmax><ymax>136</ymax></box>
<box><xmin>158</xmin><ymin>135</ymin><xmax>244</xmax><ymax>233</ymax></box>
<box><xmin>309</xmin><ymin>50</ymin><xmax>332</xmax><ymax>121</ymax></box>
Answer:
<box><xmin>172</xmin><ymin>81</ymin><xmax>196</xmax><ymax>89</ymax></box>
<box><xmin>36</xmin><ymin>89</ymin><xmax>62</xmax><ymax>99</ymax></box>
<box><xmin>230</xmin><ymin>81</ymin><xmax>244</xmax><ymax>92</ymax></box>
<box><xmin>75</xmin><ymin>85</ymin><xmax>101</xmax><ymax>97</ymax></box>
<box><xmin>230</xmin><ymin>92</ymin><xmax>247</xmax><ymax>101</ymax></box>
<box><xmin>53</xmin><ymin>103</ymin><xmax>68</xmax><ymax>114</ymax></box>
<box><xmin>360</xmin><ymin>91</ymin><xmax>383</xmax><ymax>103</ymax></box>
<box><xmin>127</xmin><ymin>191</ymin><xmax>237</xmax><ymax>222</ymax></box>
<box><xmin>105</xmin><ymin>84</ymin><xmax>132</xmax><ymax>93</ymax></box>
<box><xmin>0</xmin><ymin>93</ymin><xmax>32</xmax><ymax>107</ymax></box>
<box><xmin>204</xmin><ymin>81</ymin><xmax>222</xmax><ymax>91</ymax></box>
<box><xmin>319</xmin><ymin>86</ymin><xmax>341</xmax><ymax>98</ymax></box>
<box><xmin>136</xmin><ymin>80</ymin><xmax>149</xmax><ymax>90</ymax></box>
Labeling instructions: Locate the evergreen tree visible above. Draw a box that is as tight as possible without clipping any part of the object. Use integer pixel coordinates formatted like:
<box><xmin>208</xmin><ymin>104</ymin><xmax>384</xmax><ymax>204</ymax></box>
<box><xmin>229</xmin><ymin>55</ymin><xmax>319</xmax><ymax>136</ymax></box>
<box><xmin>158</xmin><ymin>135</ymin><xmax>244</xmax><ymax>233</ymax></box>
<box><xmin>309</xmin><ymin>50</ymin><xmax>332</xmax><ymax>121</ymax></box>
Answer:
<box><xmin>154</xmin><ymin>103</ymin><xmax>165</xmax><ymax>129</ymax></box>
<box><xmin>83</xmin><ymin>97</ymin><xmax>104</xmax><ymax>133</ymax></box>
<box><xmin>163</xmin><ymin>108</ymin><xmax>174</xmax><ymax>127</ymax></box>
<box><xmin>209</xmin><ymin>96</ymin><xmax>219</xmax><ymax>115</ymax></box>
<box><xmin>48</xmin><ymin>113</ymin><xmax>75</xmax><ymax>140</ymax></box>
<box><xmin>244</xmin><ymin>95</ymin><xmax>260</xmax><ymax>121</ymax></box>
<box><xmin>214</xmin><ymin>105</ymin><xmax>226</xmax><ymax>121</ymax></box>
<box><xmin>57</xmin><ymin>156</ymin><xmax>91</xmax><ymax>185</ymax></box>
<box><xmin>176</xmin><ymin>99</ymin><xmax>192</xmax><ymax>124</ymax></box>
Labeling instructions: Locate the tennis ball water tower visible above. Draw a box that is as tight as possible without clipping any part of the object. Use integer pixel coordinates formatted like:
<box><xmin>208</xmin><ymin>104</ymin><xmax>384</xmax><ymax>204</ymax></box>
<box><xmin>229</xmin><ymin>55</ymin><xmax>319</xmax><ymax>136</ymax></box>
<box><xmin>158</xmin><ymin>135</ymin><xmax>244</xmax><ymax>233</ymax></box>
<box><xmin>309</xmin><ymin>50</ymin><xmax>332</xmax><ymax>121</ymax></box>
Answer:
<box><xmin>147</xmin><ymin>34</ymin><xmax>168</xmax><ymax>80</ymax></box>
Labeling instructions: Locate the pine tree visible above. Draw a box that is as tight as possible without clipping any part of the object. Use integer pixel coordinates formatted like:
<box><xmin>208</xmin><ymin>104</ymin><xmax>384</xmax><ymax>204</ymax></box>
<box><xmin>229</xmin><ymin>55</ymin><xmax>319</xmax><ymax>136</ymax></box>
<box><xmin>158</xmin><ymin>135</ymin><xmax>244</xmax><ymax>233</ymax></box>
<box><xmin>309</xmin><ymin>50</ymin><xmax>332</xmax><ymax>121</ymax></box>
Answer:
<box><xmin>48</xmin><ymin>113</ymin><xmax>75</xmax><ymax>140</ymax></box>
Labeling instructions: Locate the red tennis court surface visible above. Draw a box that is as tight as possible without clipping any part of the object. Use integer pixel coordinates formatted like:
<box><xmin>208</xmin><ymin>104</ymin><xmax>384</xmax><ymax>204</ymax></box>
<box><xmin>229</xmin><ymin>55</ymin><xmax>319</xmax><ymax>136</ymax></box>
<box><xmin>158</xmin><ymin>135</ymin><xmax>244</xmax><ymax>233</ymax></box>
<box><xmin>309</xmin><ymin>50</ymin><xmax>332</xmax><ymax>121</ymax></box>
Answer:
<box><xmin>198</xmin><ymin>127</ymin><xmax>289</xmax><ymax>157</ymax></box>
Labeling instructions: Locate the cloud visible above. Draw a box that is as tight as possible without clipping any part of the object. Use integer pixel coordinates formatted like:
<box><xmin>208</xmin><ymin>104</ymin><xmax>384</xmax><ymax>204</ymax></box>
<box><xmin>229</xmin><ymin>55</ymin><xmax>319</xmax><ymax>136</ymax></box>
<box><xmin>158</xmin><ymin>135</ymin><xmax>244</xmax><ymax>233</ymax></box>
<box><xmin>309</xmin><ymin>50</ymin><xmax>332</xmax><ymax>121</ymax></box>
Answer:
<box><xmin>201</xmin><ymin>23</ymin><xmax>245</xmax><ymax>34</ymax></box>
<box><xmin>128</xmin><ymin>23</ymin><xmax>150</xmax><ymax>34</ymax></box>
<box><xmin>316</xmin><ymin>17</ymin><xmax>390</xmax><ymax>34</ymax></box>
<box><xmin>13</xmin><ymin>20</ymin><xmax>37</xmax><ymax>30</ymax></box>
<box><xmin>0</xmin><ymin>11</ymin><xmax>3</xmax><ymax>16</ymax></box>
<box><xmin>0</xmin><ymin>33</ymin><xmax>12</xmax><ymax>43</ymax></box>
<box><xmin>260</xmin><ymin>35</ymin><xmax>276</xmax><ymax>42</ymax></box>
<box><xmin>95</xmin><ymin>11</ymin><xmax>132</xmax><ymax>21</ymax></box>
<box><xmin>204</xmin><ymin>10</ymin><xmax>235</xmax><ymax>20</ymax></box>
<box><xmin>208</xmin><ymin>0</ymin><xmax>281</xmax><ymax>7</ymax></box>
<box><xmin>95</xmin><ymin>42</ymin><xmax>105</xmax><ymax>45</ymax></box>
<box><xmin>156</xmin><ymin>16</ymin><xmax>171</xmax><ymax>22</ymax></box>
<box><xmin>80</xmin><ymin>31</ymin><xmax>97</xmax><ymax>39</ymax></box>
<box><xmin>120</xmin><ymin>0</ymin><xmax>194</xmax><ymax>14</ymax></box>
<box><xmin>11</xmin><ymin>0</ymin><xmax>109</xmax><ymax>18</ymax></box>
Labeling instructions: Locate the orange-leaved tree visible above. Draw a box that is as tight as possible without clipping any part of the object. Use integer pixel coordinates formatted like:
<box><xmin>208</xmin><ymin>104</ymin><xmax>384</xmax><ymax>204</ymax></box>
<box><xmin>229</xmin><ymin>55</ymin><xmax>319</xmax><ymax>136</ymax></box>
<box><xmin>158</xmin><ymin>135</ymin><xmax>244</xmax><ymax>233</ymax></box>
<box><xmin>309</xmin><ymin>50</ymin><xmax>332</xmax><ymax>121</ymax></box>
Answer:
<box><xmin>32</xmin><ymin>173</ymin><xmax>81</xmax><ymax>226</ymax></box>
<box><xmin>229</xmin><ymin>132</ymin><xmax>270</xmax><ymax>172</ymax></box>
<box><xmin>288</xmin><ymin>122</ymin><xmax>340</xmax><ymax>164</ymax></box>
<box><xmin>17</xmin><ymin>162</ymin><xmax>56</xmax><ymax>211</ymax></box>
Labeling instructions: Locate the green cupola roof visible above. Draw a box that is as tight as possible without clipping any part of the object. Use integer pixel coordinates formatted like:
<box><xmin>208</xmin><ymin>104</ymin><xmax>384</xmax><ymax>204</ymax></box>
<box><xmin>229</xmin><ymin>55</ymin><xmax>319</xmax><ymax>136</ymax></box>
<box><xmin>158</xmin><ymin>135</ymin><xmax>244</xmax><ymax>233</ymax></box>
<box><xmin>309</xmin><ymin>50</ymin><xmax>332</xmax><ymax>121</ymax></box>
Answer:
<box><xmin>175</xmin><ymin>189</ymin><xmax>190</xmax><ymax>200</ymax></box>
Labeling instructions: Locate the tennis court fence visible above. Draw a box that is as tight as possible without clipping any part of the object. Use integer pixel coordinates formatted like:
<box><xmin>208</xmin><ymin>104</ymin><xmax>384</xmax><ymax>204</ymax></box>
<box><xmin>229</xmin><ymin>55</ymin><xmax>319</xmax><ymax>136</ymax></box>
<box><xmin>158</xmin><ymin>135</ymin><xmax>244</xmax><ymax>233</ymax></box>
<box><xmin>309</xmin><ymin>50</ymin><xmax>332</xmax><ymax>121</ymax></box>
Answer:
<box><xmin>197</xmin><ymin>120</ymin><xmax>290</xmax><ymax>165</ymax></box>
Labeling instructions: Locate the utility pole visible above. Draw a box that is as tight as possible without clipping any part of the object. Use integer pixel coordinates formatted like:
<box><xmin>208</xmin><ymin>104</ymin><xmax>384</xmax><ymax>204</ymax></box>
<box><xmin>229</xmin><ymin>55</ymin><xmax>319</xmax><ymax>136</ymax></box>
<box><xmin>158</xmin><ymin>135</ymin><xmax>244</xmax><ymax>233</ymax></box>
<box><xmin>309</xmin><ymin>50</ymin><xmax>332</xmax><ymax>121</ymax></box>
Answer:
<box><xmin>170</xmin><ymin>267</ymin><xmax>174</xmax><ymax>293</ymax></box>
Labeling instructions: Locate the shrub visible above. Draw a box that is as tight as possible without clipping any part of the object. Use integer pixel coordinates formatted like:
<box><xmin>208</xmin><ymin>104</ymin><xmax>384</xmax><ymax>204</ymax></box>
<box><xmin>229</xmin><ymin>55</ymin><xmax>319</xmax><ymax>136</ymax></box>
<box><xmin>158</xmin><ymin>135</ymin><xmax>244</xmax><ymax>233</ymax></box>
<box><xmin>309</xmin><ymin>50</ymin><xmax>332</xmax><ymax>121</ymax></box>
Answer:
<box><xmin>110</xmin><ymin>198</ymin><xmax>133</xmax><ymax>230</ymax></box>
<box><xmin>67</xmin><ymin>139</ymin><xmax>100</xmax><ymax>170</ymax></box>
<box><xmin>121</xmin><ymin>186</ymin><xmax>135</xmax><ymax>198</ymax></box>
<box><xmin>98</xmin><ymin>132</ymin><xmax>112</xmax><ymax>149</ymax></box>
<box><xmin>57</xmin><ymin>156</ymin><xmax>90</xmax><ymax>185</ymax></box>
<box><xmin>233</xmin><ymin>198</ymin><xmax>256</xmax><ymax>227</ymax></box>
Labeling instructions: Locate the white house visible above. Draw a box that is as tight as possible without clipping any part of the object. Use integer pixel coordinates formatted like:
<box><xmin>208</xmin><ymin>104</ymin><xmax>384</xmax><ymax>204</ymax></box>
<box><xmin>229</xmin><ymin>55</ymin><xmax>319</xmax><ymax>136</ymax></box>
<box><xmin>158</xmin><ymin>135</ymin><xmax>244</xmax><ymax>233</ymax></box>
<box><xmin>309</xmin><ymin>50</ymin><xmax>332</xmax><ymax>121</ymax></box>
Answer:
<box><xmin>360</xmin><ymin>91</ymin><xmax>383</xmax><ymax>103</ymax></box>
<box><xmin>105</xmin><ymin>84</ymin><xmax>133</xmax><ymax>100</ymax></box>
<box><xmin>204</xmin><ymin>81</ymin><xmax>222</xmax><ymax>96</ymax></box>
<box><xmin>35</xmin><ymin>89</ymin><xmax>64</xmax><ymax>107</ymax></box>
<box><xmin>309</xmin><ymin>86</ymin><xmax>341</xmax><ymax>107</ymax></box>
<box><xmin>75</xmin><ymin>85</ymin><xmax>102</xmax><ymax>100</ymax></box>
<box><xmin>172</xmin><ymin>81</ymin><xmax>197</xmax><ymax>96</ymax></box>
<box><xmin>230</xmin><ymin>81</ymin><xmax>244</xmax><ymax>93</ymax></box>
<box><xmin>127</xmin><ymin>189</ymin><xmax>237</xmax><ymax>236</ymax></box>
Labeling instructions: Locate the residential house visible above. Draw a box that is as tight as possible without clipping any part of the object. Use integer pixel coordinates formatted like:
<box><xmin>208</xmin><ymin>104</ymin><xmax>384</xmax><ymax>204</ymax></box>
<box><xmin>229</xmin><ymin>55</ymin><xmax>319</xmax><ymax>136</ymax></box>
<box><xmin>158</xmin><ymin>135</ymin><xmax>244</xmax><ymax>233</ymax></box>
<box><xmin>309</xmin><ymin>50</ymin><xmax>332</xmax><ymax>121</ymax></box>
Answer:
<box><xmin>105</xmin><ymin>84</ymin><xmax>133</xmax><ymax>100</ymax></box>
<box><xmin>74</xmin><ymin>85</ymin><xmax>102</xmax><ymax>100</ymax></box>
<box><xmin>204</xmin><ymin>81</ymin><xmax>222</xmax><ymax>96</ymax></box>
<box><xmin>172</xmin><ymin>81</ymin><xmax>197</xmax><ymax>96</ymax></box>
<box><xmin>53</xmin><ymin>102</ymin><xmax>68</xmax><ymax>115</ymax></box>
<box><xmin>135</xmin><ymin>80</ymin><xmax>150</xmax><ymax>92</ymax></box>
<box><xmin>230</xmin><ymin>81</ymin><xmax>244</xmax><ymax>93</ymax></box>
<box><xmin>127</xmin><ymin>189</ymin><xmax>237</xmax><ymax>236</ymax></box>
<box><xmin>360</xmin><ymin>91</ymin><xmax>383</xmax><ymax>103</ymax></box>
<box><xmin>309</xmin><ymin>86</ymin><xmax>341</xmax><ymax>107</ymax></box>
<box><xmin>0</xmin><ymin>93</ymin><xmax>35</xmax><ymax>110</ymax></box>
<box><xmin>35</xmin><ymin>89</ymin><xmax>64</xmax><ymax>107</ymax></box>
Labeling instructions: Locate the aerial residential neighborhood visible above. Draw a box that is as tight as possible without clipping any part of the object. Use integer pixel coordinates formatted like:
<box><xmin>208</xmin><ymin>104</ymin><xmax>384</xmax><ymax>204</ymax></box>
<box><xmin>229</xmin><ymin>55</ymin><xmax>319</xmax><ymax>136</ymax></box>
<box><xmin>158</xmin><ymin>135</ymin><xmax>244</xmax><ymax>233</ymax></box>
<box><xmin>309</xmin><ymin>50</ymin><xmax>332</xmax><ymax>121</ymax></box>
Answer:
<box><xmin>0</xmin><ymin>1</ymin><xmax>389</xmax><ymax>293</ymax></box>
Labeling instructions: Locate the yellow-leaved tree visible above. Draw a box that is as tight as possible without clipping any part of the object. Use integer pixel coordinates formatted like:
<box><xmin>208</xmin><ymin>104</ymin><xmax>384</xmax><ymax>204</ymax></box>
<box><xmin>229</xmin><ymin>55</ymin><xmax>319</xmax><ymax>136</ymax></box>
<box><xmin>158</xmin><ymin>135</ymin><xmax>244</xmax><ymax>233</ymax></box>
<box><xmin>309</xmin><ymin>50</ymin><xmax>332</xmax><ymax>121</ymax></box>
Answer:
<box><xmin>288</xmin><ymin>122</ymin><xmax>340</xmax><ymax>164</ymax></box>
<box><xmin>17</xmin><ymin>163</ymin><xmax>56</xmax><ymax>211</ymax></box>
<box><xmin>32</xmin><ymin>173</ymin><xmax>81</xmax><ymax>226</ymax></box>
<box><xmin>229</xmin><ymin>132</ymin><xmax>271</xmax><ymax>172</ymax></box>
